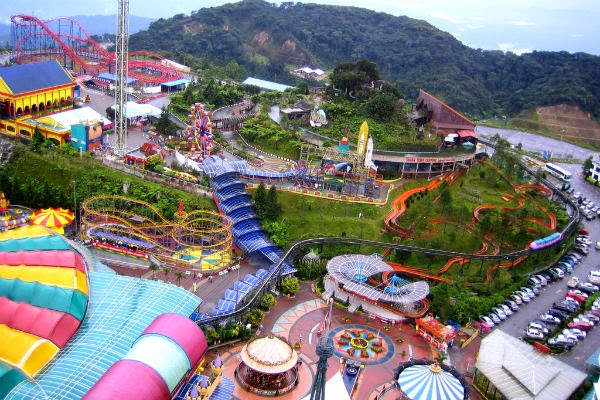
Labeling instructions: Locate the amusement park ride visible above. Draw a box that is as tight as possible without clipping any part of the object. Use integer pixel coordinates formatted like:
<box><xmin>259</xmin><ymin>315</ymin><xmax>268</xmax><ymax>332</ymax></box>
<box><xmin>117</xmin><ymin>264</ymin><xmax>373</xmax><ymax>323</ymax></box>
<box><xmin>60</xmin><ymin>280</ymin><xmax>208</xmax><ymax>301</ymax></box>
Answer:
<box><xmin>296</xmin><ymin>121</ymin><xmax>383</xmax><ymax>197</ymax></box>
<box><xmin>185</xmin><ymin>103</ymin><xmax>215</xmax><ymax>162</ymax></box>
<box><xmin>10</xmin><ymin>14</ymin><xmax>184</xmax><ymax>85</ymax></box>
<box><xmin>81</xmin><ymin>196</ymin><xmax>233</xmax><ymax>271</ymax></box>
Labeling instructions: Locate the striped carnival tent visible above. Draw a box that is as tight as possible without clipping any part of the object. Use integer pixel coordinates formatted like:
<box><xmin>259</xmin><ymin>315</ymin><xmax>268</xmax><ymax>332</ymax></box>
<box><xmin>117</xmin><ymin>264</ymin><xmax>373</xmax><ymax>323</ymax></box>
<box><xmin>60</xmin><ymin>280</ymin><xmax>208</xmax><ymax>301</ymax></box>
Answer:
<box><xmin>396</xmin><ymin>363</ymin><xmax>465</xmax><ymax>400</ymax></box>
<box><xmin>0</xmin><ymin>225</ymin><xmax>89</xmax><ymax>398</ymax></box>
<box><xmin>30</xmin><ymin>208</ymin><xmax>75</xmax><ymax>234</ymax></box>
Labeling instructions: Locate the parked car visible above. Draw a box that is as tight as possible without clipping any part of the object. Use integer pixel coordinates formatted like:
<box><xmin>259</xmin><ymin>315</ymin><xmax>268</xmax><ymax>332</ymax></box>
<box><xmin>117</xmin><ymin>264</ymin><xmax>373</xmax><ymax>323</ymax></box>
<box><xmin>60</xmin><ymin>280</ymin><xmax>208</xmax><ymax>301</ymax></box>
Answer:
<box><xmin>515</xmin><ymin>290</ymin><xmax>531</xmax><ymax>302</ymax></box>
<box><xmin>549</xmin><ymin>308</ymin><xmax>571</xmax><ymax>320</ymax></box>
<box><xmin>588</xmin><ymin>271</ymin><xmax>600</xmax><ymax>285</ymax></box>
<box><xmin>504</xmin><ymin>299</ymin><xmax>519</xmax><ymax>311</ymax></box>
<box><xmin>566</xmin><ymin>290</ymin><xmax>588</xmax><ymax>303</ymax></box>
<box><xmin>559</xmin><ymin>331</ymin><xmax>579</xmax><ymax>344</ymax></box>
<box><xmin>525</xmin><ymin>327</ymin><xmax>545</xmax><ymax>340</ymax></box>
<box><xmin>528</xmin><ymin>276</ymin><xmax>542</xmax><ymax>288</ymax></box>
<box><xmin>567</xmin><ymin>277</ymin><xmax>580</xmax><ymax>288</ymax></box>
<box><xmin>565</xmin><ymin>328</ymin><xmax>586</xmax><ymax>340</ymax></box>
<box><xmin>578</xmin><ymin>282</ymin><xmax>600</xmax><ymax>294</ymax></box>
<box><xmin>473</xmin><ymin>320</ymin><xmax>492</xmax><ymax>333</ymax></box>
<box><xmin>509</xmin><ymin>294</ymin><xmax>523</xmax><ymax>305</ymax></box>
<box><xmin>529</xmin><ymin>321</ymin><xmax>550</xmax><ymax>335</ymax></box>
<box><xmin>569</xmin><ymin>320</ymin><xmax>594</xmax><ymax>331</ymax></box>
<box><xmin>521</xmin><ymin>286</ymin><xmax>537</xmax><ymax>298</ymax></box>
<box><xmin>491</xmin><ymin>307</ymin><xmax>507</xmax><ymax>320</ymax></box>
<box><xmin>540</xmin><ymin>313</ymin><xmax>561</xmax><ymax>325</ymax></box>
<box><xmin>535</xmin><ymin>274</ymin><xmax>548</xmax><ymax>286</ymax></box>
<box><xmin>552</xmin><ymin>334</ymin><xmax>578</xmax><ymax>346</ymax></box>
<box><xmin>573</xmin><ymin>246</ymin><xmax>589</xmax><ymax>256</ymax></box>
<box><xmin>582</xmin><ymin>312</ymin><xmax>600</xmax><ymax>323</ymax></box>
<box><xmin>479</xmin><ymin>315</ymin><xmax>495</xmax><ymax>328</ymax></box>
<box><xmin>549</xmin><ymin>268</ymin><xmax>565</xmax><ymax>279</ymax></box>
<box><xmin>497</xmin><ymin>303</ymin><xmax>513</xmax><ymax>316</ymax></box>
<box><xmin>488</xmin><ymin>312</ymin><xmax>501</xmax><ymax>325</ymax></box>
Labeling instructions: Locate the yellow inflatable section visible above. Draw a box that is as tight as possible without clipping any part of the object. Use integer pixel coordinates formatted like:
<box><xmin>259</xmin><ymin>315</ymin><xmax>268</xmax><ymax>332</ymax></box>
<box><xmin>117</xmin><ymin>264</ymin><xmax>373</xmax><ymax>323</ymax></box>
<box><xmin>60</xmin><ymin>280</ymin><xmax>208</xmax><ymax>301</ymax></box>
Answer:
<box><xmin>0</xmin><ymin>265</ymin><xmax>89</xmax><ymax>295</ymax></box>
<box><xmin>0</xmin><ymin>225</ymin><xmax>50</xmax><ymax>240</ymax></box>
<box><xmin>0</xmin><ymin>324</ymin><xmax>59</xmax><ymax>377</ymax></box>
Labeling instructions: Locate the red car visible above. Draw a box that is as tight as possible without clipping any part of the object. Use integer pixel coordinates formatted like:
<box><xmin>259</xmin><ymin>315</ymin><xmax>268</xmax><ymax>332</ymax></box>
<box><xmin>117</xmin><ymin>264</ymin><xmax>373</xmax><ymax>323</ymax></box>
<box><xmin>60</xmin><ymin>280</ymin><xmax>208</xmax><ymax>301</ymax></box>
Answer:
<box><xmin>566</xmin><ymin>291</ymin><xmax>588</xmax><ymax>303</ymax></box>
<box><xmin>569</xmin><ymin>320</ymin><xmax>594</xmax><ymax>331</ymax></box>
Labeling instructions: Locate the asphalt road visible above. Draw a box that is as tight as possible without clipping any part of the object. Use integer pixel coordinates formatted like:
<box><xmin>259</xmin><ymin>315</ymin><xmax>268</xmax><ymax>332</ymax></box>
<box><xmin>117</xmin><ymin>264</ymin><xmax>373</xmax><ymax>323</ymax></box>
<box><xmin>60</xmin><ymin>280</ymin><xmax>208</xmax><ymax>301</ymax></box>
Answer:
<box><xmin>497</xmin><ymin>172</ymin><xmax>600</xmax><ymax>371</ymax></box>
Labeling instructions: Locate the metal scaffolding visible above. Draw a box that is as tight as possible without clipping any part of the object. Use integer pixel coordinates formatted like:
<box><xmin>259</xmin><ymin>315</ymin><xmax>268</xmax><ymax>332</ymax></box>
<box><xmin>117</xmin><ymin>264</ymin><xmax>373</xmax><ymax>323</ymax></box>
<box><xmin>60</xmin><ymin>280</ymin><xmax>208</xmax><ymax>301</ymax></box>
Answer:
<box><xmin>114</xmin><ymin>0</ymin><xmax>129</xmax><ymax>156</ymax></box>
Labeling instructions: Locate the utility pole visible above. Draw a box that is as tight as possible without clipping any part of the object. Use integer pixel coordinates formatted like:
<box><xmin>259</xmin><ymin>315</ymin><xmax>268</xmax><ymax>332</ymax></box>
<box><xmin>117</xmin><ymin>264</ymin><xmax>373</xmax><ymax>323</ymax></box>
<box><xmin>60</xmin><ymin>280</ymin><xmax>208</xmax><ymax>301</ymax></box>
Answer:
<box><xmin>71</xmin><ymin>180</ymin><xmax>77</xmax><ymax>237</ymax></box>
<box><xmin>114</xmin><ymin>0</ymin><xmax>129</xmax><ymax>156</ymax></box>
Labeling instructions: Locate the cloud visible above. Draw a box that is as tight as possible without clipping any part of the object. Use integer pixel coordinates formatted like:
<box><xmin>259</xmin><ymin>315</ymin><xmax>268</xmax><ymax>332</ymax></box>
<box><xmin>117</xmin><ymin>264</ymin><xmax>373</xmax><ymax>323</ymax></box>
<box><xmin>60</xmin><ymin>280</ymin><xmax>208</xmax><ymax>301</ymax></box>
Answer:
<box><xmin>570</xmin><ymin>33</ymin><xmax>583</xmax><ymax>38</ymax></box>
<box><xmin>425</xmin><ymin>11</ymin><xmax>465</xmax><ymax>25</ymax></box>
<box><xmin>511</xmin><ymin>20</ymin><xmax>536</xmax><ymax>26</ymax></box>
<box><xmin>498</xmin><ymin>42</ymin><xmax>531</xmax><ymax>55</ymax></box>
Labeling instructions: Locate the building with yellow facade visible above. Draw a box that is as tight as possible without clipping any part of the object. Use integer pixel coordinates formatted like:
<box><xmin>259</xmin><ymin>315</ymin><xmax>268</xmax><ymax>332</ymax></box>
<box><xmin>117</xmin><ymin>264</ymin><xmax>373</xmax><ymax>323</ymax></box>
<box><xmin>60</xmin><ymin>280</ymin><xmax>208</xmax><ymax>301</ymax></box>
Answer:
<box><xmin>0</xmin><ymin>60</ymin><xmax>76</xmax><ymax>145</ymax></box>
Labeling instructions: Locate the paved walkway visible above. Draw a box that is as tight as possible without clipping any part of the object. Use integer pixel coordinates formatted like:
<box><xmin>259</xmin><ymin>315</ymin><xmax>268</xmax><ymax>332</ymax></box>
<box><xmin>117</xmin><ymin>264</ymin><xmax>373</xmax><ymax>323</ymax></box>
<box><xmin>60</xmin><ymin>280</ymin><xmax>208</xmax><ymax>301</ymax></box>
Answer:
<box><xmin>203</xmin><ymin>282</ymin><xmax>484</xmax><ymax>400</ymax></box>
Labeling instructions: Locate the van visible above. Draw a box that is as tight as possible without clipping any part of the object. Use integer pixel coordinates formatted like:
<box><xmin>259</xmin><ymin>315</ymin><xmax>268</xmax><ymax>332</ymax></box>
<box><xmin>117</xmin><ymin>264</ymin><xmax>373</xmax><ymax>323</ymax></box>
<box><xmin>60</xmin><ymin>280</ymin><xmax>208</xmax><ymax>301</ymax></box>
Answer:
<box><xmin>588</xmin><ymin>271</ymin><xmax>600</xmax><ymax>285</ymax></box>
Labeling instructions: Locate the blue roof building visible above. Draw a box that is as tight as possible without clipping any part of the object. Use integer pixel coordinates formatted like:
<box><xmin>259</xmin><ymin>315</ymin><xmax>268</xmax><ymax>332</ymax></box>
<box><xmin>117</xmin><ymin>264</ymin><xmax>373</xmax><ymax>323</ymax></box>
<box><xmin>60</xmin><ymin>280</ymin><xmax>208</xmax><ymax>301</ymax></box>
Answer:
<box><xmin>242</xmin><ymin>77</ymin><xmax>293</xmax><ymax>92</ymax></box>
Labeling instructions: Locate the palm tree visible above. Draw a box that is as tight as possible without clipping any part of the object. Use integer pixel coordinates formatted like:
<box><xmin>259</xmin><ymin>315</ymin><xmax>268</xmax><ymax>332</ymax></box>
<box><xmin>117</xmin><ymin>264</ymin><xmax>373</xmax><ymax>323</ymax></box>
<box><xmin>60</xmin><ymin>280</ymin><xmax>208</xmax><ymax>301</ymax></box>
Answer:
<box><xmin>174</xmin><ymin>271</ymin><xmax>184</xmax><ymax>287</ymax></box>
<box><xmin>163</xmin><ymin>267</ymin><xmax>171</xmax><ymax>282</ymax></box>
<box><xmin>148</xmin><ymin>262</ymin><xmax>159</xmax><ymax>279</ymax></box>
<box><xmin>434</xmin><ymin>352</ymin><xmax>447</xmax><ymax>365</ymax></box>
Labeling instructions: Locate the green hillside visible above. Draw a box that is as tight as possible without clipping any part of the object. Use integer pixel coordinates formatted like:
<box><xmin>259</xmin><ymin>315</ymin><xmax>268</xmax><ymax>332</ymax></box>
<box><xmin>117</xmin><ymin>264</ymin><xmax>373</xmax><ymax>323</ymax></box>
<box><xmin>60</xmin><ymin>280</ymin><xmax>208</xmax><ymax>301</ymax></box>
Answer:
<box><xmin>129</xmin><ymin>0</ymin><xmax>600</xmax><ymax>121</ymax></box>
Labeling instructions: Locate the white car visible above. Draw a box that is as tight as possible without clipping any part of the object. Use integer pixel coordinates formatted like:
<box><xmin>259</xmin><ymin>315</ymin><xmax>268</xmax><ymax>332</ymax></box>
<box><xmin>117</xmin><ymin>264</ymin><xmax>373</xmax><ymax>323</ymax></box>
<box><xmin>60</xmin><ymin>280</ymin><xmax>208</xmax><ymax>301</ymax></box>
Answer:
<box><xmin>491</xmin><ymin>307</ymin><xmax>507</xmax><ymax>320</ymax></box>
<box><xmin>565</xmin><ymin>328</ymin><xmax>586</xmax><ymax>340</ymax></box>
<box><xmin>497</xmin><ymin>303</ymin><xmax>513</xmax><ymax>316</ymax></box>
<box><xmin>589</xmin><ymin>271</ymin><xmax>600</xmax><ymax>285</ymax></box>
<box><xmin>521</xmin><ymin>286</ymin><xmax>537</xmax><ymax>298</ymax></box>
<box><xmin>515</xmin><ymin>290</ymin><xmax>531</xmax><ymax>302</ymax></box>
<box><xmin>540</xmin><ymin>313</ymin><xmax>561</xmax><ymax>325</ymax></box>
<box><xmin>525</xmin><ymin>327</ymin><xmax>545</xmax><ymax>340</ymax></box>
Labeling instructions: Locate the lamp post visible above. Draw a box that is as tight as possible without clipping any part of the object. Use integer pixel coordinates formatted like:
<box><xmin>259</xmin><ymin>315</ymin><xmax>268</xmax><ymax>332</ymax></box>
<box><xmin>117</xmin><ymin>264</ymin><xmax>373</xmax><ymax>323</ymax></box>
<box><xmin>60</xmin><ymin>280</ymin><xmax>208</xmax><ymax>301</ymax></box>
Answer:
<box><xmin>71</xmin><ymin>180</ymin><xmax>77</xmax><ymax>238</ymax></box>
<box><xmin>235</xmin><ymin>256</ymin><xmax>242</xmax><ymax>308</ymax></box>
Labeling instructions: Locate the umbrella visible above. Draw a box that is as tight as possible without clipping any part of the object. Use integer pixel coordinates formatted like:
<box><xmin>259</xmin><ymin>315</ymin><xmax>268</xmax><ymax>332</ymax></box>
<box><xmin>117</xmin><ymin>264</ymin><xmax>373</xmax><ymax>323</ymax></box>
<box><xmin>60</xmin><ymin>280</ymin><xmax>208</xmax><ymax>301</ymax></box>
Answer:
<box><xmin>31</xmin><ymin>208</ymin><xmax>75</xmax><ymax>234</ymax></box>
<box><xmin>397</xmin><ymin>363</ymin><xmax>465</xmax><ymax>400</ymax></box>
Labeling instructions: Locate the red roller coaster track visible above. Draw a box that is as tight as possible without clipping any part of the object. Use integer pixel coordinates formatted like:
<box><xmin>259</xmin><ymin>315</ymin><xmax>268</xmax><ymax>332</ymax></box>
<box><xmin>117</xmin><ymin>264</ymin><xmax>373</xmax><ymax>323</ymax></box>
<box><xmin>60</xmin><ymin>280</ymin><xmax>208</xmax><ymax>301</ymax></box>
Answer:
<box><xmin>11</xmin><ymin>15</ymin><xmax>184</xmax><ymax>85</ymax></box>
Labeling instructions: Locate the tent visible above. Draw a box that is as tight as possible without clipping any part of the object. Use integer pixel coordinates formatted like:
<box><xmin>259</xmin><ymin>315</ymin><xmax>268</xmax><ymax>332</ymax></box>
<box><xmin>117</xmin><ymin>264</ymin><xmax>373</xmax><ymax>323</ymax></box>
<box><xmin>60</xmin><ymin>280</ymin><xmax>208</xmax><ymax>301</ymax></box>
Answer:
<box><xmin>31</xmin><ymin>208</ymin><xmax>75</xmax><ymax>234</ymax></box>
<box><xmin>110</xmin><ymin>101</ymin><xmax>162</xmax><ymax>120</ymax></box>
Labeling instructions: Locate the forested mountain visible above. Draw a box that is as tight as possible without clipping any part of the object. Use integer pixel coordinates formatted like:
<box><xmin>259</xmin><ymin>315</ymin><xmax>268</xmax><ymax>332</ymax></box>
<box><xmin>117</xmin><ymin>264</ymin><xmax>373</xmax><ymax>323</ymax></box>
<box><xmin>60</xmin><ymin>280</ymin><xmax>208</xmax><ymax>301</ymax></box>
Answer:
<box><xmin>129</xmin><ymin>0</ymin><xmax>600</xmax><ymax>120</ymax></box>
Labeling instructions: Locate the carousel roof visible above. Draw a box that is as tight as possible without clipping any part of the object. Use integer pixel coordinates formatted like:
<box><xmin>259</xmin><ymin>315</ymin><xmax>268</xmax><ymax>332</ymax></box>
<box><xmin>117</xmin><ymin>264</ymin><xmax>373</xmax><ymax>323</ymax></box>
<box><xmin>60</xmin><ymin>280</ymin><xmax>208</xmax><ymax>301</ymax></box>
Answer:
<box><xmin>397</xmin><ymin>363</ymin><xmax>465</xmax><ymax>400</ymax></box>
<box><xmin>240</xmin><ymin>335</ymin><xmax>298</xmax><ymax>374</ymax></box>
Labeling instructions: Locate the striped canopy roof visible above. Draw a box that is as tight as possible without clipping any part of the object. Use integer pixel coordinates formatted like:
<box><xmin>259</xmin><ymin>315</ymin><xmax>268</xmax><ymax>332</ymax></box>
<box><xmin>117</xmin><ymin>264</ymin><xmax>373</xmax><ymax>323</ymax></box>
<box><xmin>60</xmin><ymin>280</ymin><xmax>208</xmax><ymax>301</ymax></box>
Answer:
<box><xmin>397</xmin><ymin>364</ymin><xmax>465</xmax><ymax>400</ymax></box>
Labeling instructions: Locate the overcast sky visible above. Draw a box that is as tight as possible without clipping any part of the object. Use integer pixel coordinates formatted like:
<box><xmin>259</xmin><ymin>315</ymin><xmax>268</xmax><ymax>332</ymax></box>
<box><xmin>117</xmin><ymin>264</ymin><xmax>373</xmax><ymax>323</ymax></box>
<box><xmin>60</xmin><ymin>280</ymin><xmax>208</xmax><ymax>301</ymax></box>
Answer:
<box><xmin>3</xmin><ymin>0</ymin><xmax>599</xmax><ymax>55</ymax></box>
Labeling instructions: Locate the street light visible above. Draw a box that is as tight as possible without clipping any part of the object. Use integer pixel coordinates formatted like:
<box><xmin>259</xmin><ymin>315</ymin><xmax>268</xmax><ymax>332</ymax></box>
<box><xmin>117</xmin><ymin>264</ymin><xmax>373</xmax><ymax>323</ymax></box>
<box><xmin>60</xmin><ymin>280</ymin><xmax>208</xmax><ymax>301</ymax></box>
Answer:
<box><xmin>235</xmin><ymin>256</ymin><xmax>242</xmax><ymax>308</ymax></box>
<box><xmin>71</xmin><ymin>180</ymin><xmax>77</xmax><ymax>238</ymax></box>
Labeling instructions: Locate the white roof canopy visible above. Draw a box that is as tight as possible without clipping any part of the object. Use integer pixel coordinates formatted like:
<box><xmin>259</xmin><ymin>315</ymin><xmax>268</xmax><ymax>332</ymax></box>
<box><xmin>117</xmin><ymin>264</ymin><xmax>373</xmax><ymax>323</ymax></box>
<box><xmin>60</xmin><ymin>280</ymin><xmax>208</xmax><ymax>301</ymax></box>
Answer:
<box><xmin>111</xmin><ymin>101</ymin><xmax>162</xmax><ymax>119</ymax></box>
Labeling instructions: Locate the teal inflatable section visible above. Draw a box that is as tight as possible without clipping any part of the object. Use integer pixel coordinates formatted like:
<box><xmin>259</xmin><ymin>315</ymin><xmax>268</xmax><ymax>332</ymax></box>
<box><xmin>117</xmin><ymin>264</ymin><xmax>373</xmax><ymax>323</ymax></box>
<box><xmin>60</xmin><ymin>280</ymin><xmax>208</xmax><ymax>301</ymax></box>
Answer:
<box><xmin>0</xmin><ymin>278</ymin><xmax>88</xmax><ymax>320</ymax></box>
<box><xmin>0</xmin><ymin>235</ymin><xmax>72</xmax><ymax>252</ymax></box>
<box><xmin>0</xmin><ymin>362</ymin><xmax>27</xmax><ymax>399</ymax></box>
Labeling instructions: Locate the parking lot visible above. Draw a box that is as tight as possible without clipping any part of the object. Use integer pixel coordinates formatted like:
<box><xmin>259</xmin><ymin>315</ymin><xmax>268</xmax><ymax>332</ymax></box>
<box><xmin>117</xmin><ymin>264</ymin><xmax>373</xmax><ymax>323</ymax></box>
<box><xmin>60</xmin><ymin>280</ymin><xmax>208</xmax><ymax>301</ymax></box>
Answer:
<box><xmin>493</xmin><ymin>166</ymin><xmax>600</xmax><ymax>370</ymax></box>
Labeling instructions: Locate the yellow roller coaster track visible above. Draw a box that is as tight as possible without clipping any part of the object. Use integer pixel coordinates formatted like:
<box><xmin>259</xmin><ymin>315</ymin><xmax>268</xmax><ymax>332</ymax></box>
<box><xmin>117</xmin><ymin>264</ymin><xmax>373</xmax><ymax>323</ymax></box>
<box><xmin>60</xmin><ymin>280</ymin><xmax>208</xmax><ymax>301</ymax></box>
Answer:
<box><xmin>80</xmin><ymin>195</ymin><xmax>233</xmax><ymax>259</ymax></box>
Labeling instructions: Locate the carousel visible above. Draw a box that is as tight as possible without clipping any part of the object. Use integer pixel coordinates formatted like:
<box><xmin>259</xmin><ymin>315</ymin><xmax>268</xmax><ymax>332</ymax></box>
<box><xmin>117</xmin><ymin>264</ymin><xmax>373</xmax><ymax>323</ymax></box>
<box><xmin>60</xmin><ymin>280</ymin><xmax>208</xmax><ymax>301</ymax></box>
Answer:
<box><xmin>235</xmin><ymin>334</ymin><xmax>299</xmax><ymax>396</ymax></box>
<box><xmin>0</xmin><ymin>192</ymin><xmax>32</xmax><ymax>231</ymax></box>
<box><xmin>395</xmin><ymin>359</ymin><xmax>468</xmax><ymax>400</ymax></box>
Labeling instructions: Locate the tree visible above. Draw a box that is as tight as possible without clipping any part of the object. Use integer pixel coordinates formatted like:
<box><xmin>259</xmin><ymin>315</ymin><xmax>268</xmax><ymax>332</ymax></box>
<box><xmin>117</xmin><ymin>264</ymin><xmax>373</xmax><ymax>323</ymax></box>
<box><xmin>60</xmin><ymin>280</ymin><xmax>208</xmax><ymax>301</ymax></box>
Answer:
<box><xmin>31</xmin><ymin>126</ymin><xmax>44</xmax><ymax>152</ymax></box>
<box><xmin>264</xmin><ymin>185</ymin><xmax>282</xmax><ymax>220</ymax></box>
<box><xmin>174</xmin><ymin>271</ymin><xmax>184</xmax><ymax>287</ymax></box>
<box><xmin>163</xmin><ymin>267</ymin><xmax>171</xmax><ymax>281</ymax></box>
<box><xmin>148</xmin><ymin>262</ymin><xmax>159</xmax><ymax>279</ymax></box>
<box><xmin>246</xmin><ymin>309</ymin><xmax>265</xmax><ymax>328</ymax></box>
<box><xmin>260</xmin><ymin>293</ymin><xmax>277</xmax><ymax>311</ymax></box>
<box><xmin>154</xmin><ymin>106</ymin><xmax>178</xmax><ymax>136</ymax></box>
<box><xmin>253</xmin><ymin>182</ymin><xmax>267</xmax><ymax>219</ymax></box>
<box><xmin>280</xmin><ymin>276</ymin><xmax>300</xmax><ymax>296</ymax></box>
<box><xmin>583</xmin><ymin>156</ymin><xmax>593</xmax><ymax>177</ymax></box>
